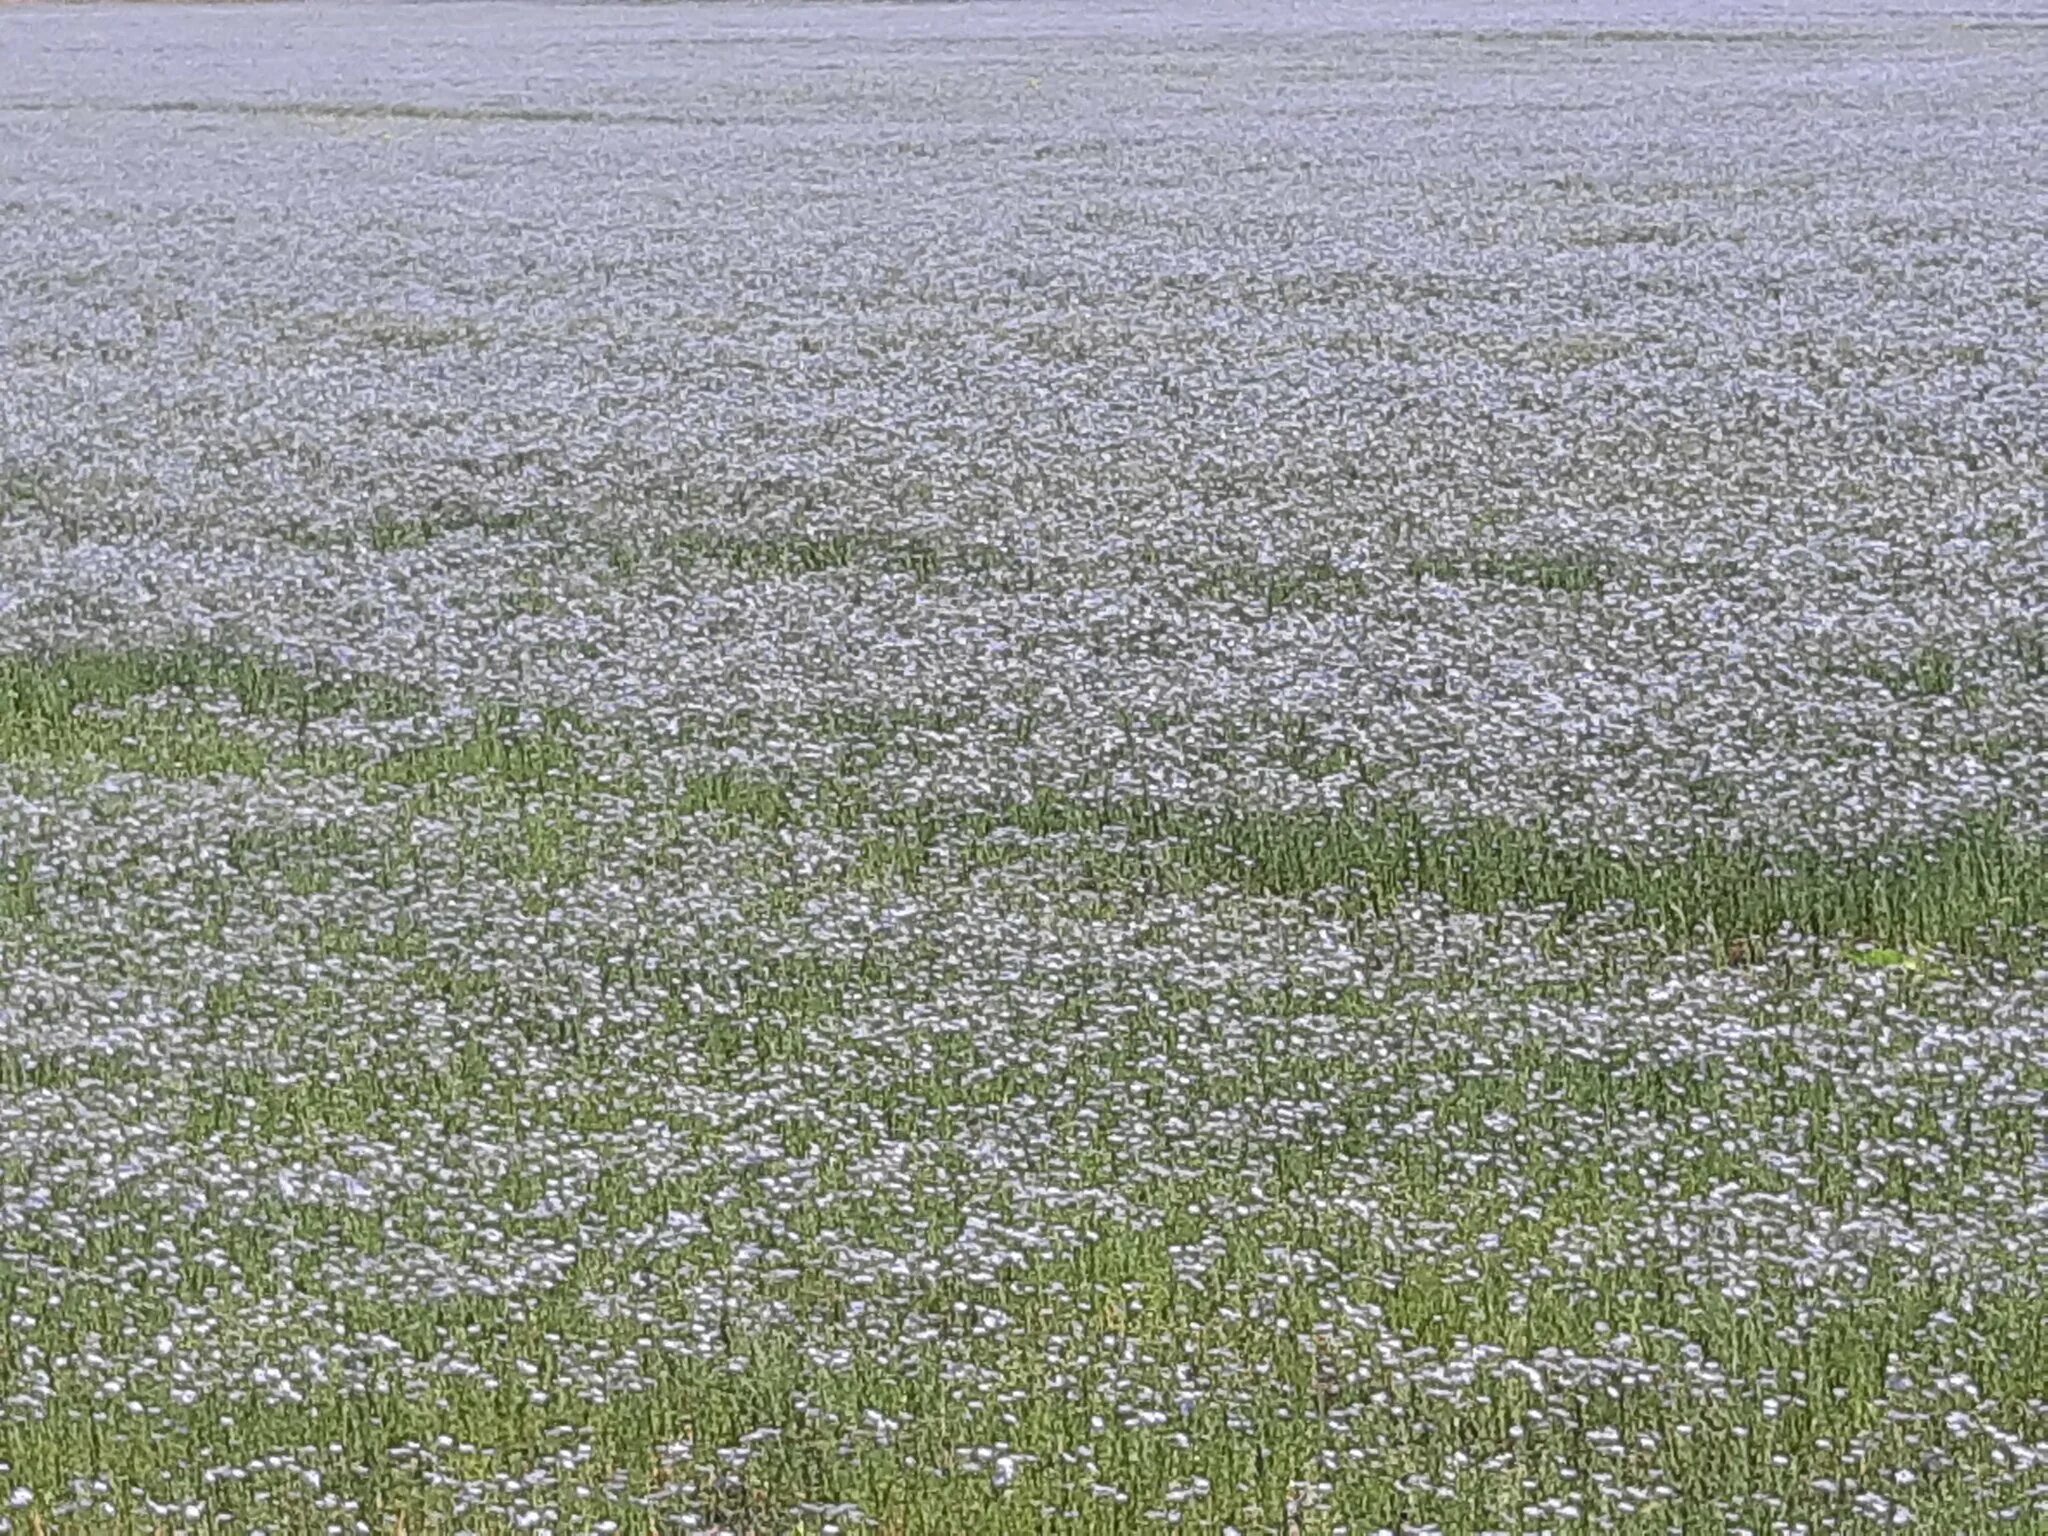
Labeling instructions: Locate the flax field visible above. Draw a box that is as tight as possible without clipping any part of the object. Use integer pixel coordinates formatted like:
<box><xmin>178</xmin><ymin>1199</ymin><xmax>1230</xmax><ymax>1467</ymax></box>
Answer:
<box><xmin>1</xmin><ymin>3</ymin><xmax>2046</xmax><ymax>1532</ymax></box>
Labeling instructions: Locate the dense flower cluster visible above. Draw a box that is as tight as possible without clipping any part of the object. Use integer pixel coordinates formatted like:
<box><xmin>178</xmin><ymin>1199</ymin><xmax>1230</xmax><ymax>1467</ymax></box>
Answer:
<box><xmin>1</xmin><ymin>2</ymin><xmax>2044</xmax><ymax>1532</ymax></box>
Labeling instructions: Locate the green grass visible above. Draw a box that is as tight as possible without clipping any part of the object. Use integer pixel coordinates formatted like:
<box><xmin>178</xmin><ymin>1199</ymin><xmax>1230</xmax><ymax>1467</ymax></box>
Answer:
<box><xmin>1191</xmin><ymin>559</ymin><xmax>1376</xmax><ymax>612</ymax></box>
<box><xmin>368</xmin><ymin>500</ymin><xmax>529</xmax><ymax>552</ymax></box>
<box><xmin>1409</xmin><ymin>551</ymin><xmax>1610</xmax><ymax>594</ymax></box>
<box><xmin>868</xmin><ymin>792</ymin><xmax>2048</xmax><ymax>953</ymax></box>
<box><xmin>0</xmin><ymin>645</ymin><xmax>420</xmax><ymax>736</ymax></box>
<box><xmin>2010</xmin><ymin>625</ymin><xmax>2045</xmax><ymax>681</ymax></box>
<box><xmin>1866</xmin><ymin>644</ymin><xmax>1963</xmax><ymax>698</ymax></box>
<box><xmin>0</xmin><ymin>849</ymin><xmax>37</xmax><ymax>922</ymax></box>
<box><xmin>2</xmin><ymin>1292</ymin><xmax>2020</xmax><ymax>1533</ymax></box>
<box><xmin>0</xmin><ymin>645</ymin><xmax>423</xmax><ymax>780</ymax></box>
<box><xmin>617</xmin><ymin>526</ymin><xmax>969</xmax><ymax>582</ymax></box>
<box><xmin>362</xmin><ymin>706</ymin><xmax>586</xmax><ymax>798</ymax></box>
<box><xmin>1191</xmin><ymin>552</ymin><xmax>1610</xmax><ymax>612</ymax></box>
<box><xmin>0</xmin><ymin>464</ymin><xmax>67</xmax><ymax>518</ymax></box>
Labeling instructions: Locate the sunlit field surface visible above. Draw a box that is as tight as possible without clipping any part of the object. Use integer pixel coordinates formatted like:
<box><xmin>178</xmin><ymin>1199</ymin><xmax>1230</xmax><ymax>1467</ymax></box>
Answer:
<box><xmin>2</xmin><ymin>2</ymin><xmax>2046</xmax><ymax>1531</ymax></box>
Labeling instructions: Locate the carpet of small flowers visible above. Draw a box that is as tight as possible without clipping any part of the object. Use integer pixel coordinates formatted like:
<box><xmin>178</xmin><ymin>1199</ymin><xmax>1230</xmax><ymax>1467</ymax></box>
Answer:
<box><xmin>1</xmin><ymin>3</ymin><xmax>2046</xmax><ymax>1533</ymax></box>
